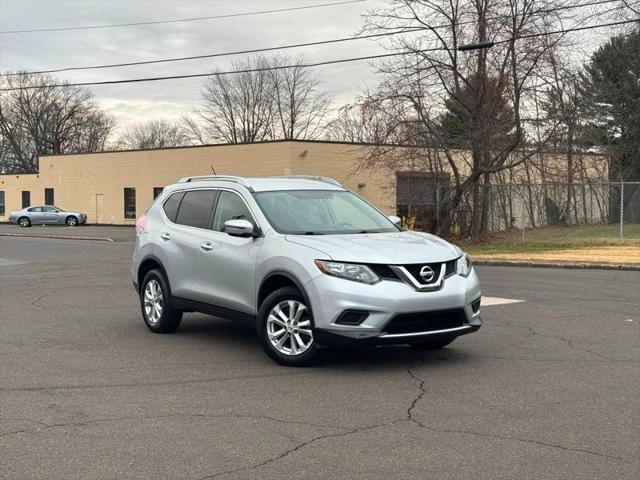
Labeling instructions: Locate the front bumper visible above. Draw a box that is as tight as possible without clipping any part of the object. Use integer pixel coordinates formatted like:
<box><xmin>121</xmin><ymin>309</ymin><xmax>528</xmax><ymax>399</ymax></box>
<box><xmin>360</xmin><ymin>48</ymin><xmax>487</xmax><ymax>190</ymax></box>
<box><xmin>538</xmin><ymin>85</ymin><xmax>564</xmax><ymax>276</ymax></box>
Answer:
<box><xmin>304</xmin><ymin>268</ymin><xmax>482</xmax><ymax>344</ymax></box>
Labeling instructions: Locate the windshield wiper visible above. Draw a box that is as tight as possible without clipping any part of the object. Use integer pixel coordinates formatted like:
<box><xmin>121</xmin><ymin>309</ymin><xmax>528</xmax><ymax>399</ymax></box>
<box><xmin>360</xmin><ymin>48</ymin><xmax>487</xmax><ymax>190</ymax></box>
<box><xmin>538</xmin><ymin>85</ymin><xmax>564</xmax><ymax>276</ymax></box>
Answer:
<box><xmin>302</xmin><ymin>231</ymin><xmax>324</xmax><ymax>235</ymax></box>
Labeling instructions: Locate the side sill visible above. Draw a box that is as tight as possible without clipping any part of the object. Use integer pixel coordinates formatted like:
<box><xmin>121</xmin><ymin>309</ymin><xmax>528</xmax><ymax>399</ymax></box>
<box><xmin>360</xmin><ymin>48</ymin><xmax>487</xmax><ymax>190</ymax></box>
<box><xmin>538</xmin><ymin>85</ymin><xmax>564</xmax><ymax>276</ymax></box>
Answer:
<box><xmin>172</xmin><ymin>296</ymin><xmax>256</xmax><ymax>325</ymax></box>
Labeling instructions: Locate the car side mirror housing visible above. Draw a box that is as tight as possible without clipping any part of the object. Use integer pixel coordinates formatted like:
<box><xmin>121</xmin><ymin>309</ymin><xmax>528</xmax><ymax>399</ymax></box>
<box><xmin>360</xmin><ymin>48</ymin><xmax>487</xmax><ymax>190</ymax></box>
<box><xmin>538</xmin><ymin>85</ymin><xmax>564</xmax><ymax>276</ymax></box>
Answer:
<box><xmin>224</xmin><ymin>219</ymin><xmax>257</xmax><ymax>237</ymax></box>
<box><xmin>388</xmin><ymin>215</ymin><xmax>402</xmax><ymax>226</ymax></box>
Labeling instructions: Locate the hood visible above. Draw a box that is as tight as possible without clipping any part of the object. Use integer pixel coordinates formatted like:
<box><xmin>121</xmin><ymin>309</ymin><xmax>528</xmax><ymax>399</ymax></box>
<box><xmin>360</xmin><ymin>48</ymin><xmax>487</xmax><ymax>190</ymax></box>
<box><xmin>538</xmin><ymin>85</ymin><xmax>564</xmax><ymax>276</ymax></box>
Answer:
<box><xmin>286</xmin><ymin>231</ymin><xmax>459</xmax><ymax>264</ymax></box>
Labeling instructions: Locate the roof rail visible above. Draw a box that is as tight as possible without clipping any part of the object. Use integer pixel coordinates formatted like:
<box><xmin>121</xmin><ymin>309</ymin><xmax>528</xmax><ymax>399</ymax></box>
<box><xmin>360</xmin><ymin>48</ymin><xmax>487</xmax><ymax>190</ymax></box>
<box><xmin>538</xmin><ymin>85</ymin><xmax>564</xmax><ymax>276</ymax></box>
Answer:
<box><xmin>269</xmin><ymin>175</ymin><xmax>343</xmax><ymax>187</ymax></box>
<box><xmin>177</xmin><ymin>175</ymin><xmax>253</xmax><ymax>189</ymax></box>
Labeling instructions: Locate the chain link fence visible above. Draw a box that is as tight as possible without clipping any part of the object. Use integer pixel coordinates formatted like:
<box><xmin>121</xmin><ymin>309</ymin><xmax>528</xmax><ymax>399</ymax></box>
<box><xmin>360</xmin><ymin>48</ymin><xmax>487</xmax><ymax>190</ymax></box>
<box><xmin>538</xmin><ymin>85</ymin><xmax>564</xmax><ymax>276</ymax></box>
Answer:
<box><xmin>485</xmin><ymin>182</ymin><xmax>640</xmax><ymax>240</ymax></box>
<box><xmin>398</xmin><ymin>181</ymin><xmax>640</xmax><ymax>241</ymax></box>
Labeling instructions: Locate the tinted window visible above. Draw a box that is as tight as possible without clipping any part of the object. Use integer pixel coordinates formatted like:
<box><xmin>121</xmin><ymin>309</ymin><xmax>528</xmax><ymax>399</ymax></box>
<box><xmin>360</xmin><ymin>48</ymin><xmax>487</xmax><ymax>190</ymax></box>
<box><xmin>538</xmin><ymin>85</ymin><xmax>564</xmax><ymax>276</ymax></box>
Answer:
<box><xmin>45</xmin><ymin>188</ymin><xmax>54</xmax><ymax>205</ymax></box>
<box><xmin>42</xmin><ymin>206</ymin><xmax>58</xmax><ymax>212</ymax></box>
<box><xmin>212</xmin><ymin>191</ymin><xmax>253</xmax><ymax>232</ymax></box>
<box><xmin>175</xmin><ymin>190</ymin><xmax>216</xmax><ymax>229</ymax></box>
<box><xmin>28</xmin><ymin>207</ymin><xmax>43</xmax><ymax>212</ymax></box>
<box><xmin>21</xmin><ymin>191</ymin><xmax>30</xmax><ymax>209</ymax></box>
<box><xmin>0</xmin><ymin>191</ymin><xmax>4</xmax><ymax>216</ymax></box>
<box><xmin>162</xmin><ymin>192</ymin><xmax>184</xmax><ymax>222</ymax></box>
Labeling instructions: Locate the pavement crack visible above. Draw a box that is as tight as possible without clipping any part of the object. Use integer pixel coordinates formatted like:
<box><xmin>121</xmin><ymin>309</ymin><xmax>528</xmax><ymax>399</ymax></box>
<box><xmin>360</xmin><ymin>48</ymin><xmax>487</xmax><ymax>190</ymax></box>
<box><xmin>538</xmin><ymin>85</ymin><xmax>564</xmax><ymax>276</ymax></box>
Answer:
<box><xmin>406</xmin><ymin>367</ymin><xmax>427</xmax><ymax>427</ymax></box>
<box><xmin>1</xmin><ymin>412</ymin><xmax>350</xmax><ymax>437</ymax></box>
<box><xmin>525</xmin><ymin>326</ymin><xmax>618</xmax><ymax>361</ymax></box>
<box><xmin>197</xmin><ymin>420</ymin><xmax>403</xmax><ymax>480</ymax></box>
<box><xmin>408</xmin><ymin>422</ymin><xmax>636</xmax><ymax>465</ymax></box>
<box><xmin>0</xmin><ymin>370</ymin><xmax>314</xmax><ymax>393</ymax></box>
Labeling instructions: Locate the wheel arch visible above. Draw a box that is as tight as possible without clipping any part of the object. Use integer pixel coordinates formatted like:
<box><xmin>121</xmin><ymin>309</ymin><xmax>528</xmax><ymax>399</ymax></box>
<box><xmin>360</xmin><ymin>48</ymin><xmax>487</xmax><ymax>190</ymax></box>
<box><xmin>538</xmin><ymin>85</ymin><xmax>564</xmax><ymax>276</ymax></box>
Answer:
<box><xmin>257</xmin><ymin>270</ymin><xmax>313</xmax><ymax>313</ymax></box>
<box><xmin>137</xmin><ymin>255</ymin><xmax>168</xmax><ymax>293</ymax></box>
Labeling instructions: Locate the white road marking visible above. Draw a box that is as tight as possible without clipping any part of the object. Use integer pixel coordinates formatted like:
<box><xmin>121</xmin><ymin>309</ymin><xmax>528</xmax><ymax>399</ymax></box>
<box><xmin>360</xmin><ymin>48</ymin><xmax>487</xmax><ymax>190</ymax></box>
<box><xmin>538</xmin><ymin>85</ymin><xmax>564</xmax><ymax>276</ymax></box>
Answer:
<box><xmin>0</xmin><ymin>257</ymin><xmax>25</xmax><ymax>267</ymax></box>
<box><xmin>482</xmin><ymin>296</ymin><xmax>524</xmax><ymax>306</ymax></box>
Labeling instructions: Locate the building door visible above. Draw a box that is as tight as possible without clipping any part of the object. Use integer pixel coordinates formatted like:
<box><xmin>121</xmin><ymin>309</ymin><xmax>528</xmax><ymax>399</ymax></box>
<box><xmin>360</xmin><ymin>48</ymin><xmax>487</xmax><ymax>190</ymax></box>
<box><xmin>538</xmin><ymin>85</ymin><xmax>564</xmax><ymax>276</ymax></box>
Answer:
<box><xmin>95</xmin><ymin>193</ymin><xmax>104</xmax><ymax>224</ymax></box>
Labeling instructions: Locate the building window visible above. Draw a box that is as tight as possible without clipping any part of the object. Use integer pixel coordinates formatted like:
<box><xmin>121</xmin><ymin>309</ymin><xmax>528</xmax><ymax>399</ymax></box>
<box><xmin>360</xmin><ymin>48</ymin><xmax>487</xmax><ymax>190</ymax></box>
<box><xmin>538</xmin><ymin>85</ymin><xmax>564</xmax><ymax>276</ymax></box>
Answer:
<box><xmin>153</xmin><ymin>187</ymin><xmax>164</xmax><ymax>199</ymax></box>
<box><xmin>0</xmin><ymin>191</ymin><xmax>5</xmax><ymax>216</ymax></box>
<box><xmin>124</xmin><ymin>188</ymin><xmax>136</xmax><ymax>219</ymax></box>
<box><xmin>22</xmin><ymin>191</ymin><xmax>31</xmax><ymax>209</ymax></box>
<box><xmin>45</xmin><ymin>188</ymin><xmax>55</xmax><ymax>205</ymax></box>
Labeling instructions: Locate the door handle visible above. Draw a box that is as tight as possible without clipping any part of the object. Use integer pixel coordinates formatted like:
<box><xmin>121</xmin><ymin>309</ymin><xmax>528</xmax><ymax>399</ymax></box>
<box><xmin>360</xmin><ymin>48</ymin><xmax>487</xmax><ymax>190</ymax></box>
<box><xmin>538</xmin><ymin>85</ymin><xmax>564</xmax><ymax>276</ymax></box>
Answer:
<box><xmin>200</xmin><ymin>241</ymin><xmax>214</xmax><ymax>252</ymax></box>
<box><xmin>160</xmin><ymin>232</ymin><xmax>171</xmax><ymax>241</ymax></box>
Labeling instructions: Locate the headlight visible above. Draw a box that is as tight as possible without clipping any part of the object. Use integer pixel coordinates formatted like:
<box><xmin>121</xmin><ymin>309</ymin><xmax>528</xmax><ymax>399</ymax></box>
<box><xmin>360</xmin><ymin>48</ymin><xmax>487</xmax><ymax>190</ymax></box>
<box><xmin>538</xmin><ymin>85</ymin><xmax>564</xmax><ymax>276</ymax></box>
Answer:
<box><xmin>314</xmin><ymin>260</ymin><xmax>380</xmax><ymax>285</ymax></box>
<box><xmin>456</xmin><ymin>254</ymin><xmax>473</xmax><ymax>277</ymax></box>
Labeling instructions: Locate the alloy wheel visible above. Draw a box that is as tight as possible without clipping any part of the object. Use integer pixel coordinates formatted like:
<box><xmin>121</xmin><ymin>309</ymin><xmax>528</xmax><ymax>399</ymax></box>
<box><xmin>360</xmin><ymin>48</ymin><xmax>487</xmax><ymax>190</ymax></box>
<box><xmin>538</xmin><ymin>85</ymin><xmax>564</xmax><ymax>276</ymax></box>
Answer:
<box><xmin>266</xmin><ymin>300</ymin><xmax>313</xmax><ymax>356</ymax></box>
<box><xmin>143</xmin><ymin>279</ymin><xmax>163</xmax><ymax>325</ymax></box>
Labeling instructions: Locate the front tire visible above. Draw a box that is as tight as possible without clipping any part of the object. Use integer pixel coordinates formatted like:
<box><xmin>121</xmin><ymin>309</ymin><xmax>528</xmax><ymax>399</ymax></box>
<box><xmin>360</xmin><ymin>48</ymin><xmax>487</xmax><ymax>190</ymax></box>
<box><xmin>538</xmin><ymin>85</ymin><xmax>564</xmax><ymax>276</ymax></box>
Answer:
<box><xmin>65</xmin><ymin>216</ymin><xmax>78</xmax><ymax>226</ymax></box>
<box><xmin>410</xmin><ymin>336</ymin><xmax>456</xmax><ymax>350</ymax></box>
<box><xmin>18</xmin><ymin>217</ymin><xmax>31</xmax><ymax>227</ymax></box>
<box><xmin>140</xmin><ymin>269</ymin><xmax>182</xmax><ymax>333</ymax></box>
<box><xmin>258</xmin><ymin>286</ymin><xmax>319</xmax><ymax>366</ymax></box>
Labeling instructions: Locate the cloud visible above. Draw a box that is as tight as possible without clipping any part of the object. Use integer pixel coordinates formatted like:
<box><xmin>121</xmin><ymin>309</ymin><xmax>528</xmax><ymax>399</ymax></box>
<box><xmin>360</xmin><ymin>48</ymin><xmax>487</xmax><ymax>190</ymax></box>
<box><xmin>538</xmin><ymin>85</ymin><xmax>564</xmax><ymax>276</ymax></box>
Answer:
<box><xmin>0</xmin><ymin>0</ymin><xmax>386</xmax><ymax>128</ymax></box>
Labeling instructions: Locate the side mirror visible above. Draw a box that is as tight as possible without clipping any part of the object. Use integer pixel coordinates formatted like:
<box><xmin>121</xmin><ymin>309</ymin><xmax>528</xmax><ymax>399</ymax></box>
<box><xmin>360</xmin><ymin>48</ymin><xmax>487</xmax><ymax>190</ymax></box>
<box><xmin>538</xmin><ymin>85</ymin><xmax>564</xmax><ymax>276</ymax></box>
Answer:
<box><xmin>224</xmin><ymin>219</ymin><xmax>256</xmax><ymax>237</ymax></box>
<box><xmin>388</xmin><ymin>215</ymin><xmax>402</xmax><ymax>226</ymax></box>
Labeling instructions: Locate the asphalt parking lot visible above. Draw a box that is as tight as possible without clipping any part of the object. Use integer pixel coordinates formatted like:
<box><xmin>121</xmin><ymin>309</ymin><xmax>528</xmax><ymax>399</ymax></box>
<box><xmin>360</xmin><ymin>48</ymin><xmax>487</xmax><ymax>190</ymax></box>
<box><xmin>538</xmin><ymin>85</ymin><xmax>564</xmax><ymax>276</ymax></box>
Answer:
<box><xmin>1</xmin><ymin>232</ymin><xmax>638</xmax><ymax>480</ymax></box>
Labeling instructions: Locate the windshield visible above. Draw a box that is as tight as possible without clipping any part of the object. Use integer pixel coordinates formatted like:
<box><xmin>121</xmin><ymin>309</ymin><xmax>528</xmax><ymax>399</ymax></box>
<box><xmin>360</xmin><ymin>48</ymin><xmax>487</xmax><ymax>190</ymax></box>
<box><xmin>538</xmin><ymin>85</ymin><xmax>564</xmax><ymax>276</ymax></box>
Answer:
<box><xmin>254</xmin><ymin>190</ymin><xmax>399</xmax><ymax>235</ymax></box>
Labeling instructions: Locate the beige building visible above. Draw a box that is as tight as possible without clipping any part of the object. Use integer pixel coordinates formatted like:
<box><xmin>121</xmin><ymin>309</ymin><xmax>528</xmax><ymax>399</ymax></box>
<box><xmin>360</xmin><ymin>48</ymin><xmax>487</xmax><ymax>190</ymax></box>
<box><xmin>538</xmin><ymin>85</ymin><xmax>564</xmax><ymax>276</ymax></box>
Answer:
<box><xmin>0</xmin><ymin>140</ymin><xmax>394</xmax><ymax>225</ymax></box>
<box><xmin>0</xmin><ymin>139</ymin><xmax>608</xmax><ymax>226</ymax></box>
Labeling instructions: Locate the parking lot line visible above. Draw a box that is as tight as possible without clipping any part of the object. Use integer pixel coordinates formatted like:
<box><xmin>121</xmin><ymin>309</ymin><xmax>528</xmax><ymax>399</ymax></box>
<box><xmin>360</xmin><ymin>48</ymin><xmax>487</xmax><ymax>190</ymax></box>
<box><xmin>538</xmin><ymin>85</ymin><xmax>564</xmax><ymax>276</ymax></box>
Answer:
<box><xmin>482</xmin><ymin>296</ymin><xmax>525</xmax><ymax>306</ymax></box>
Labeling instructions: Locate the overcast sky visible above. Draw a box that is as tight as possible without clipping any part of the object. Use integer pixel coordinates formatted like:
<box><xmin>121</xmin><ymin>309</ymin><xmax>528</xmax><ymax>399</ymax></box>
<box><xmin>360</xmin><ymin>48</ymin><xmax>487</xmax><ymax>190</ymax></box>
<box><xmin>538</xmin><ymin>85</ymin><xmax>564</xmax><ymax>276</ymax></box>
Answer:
<box><xmin>0</xmin><ymin>0</ymin><xmax>630</xmax><ymax>131</ymax></box>
<box><xmin>0</xmin><ymin>0</ymin><xmax>386</xmax><ymax>128</ymax></box>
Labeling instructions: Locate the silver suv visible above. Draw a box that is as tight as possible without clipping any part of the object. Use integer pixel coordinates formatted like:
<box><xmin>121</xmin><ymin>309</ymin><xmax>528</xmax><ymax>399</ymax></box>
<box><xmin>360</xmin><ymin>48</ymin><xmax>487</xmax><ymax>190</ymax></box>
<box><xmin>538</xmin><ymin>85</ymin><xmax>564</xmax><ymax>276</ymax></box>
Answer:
<box><xmin>132</xmin><ymin>175</ymin><xmax>481</xmax><ymax>366</ymax></box>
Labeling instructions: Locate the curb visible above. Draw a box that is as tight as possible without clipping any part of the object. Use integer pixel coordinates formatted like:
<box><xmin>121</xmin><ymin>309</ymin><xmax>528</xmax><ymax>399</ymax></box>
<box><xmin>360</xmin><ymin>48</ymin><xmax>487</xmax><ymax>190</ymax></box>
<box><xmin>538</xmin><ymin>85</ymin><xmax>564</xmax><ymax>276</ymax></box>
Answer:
<box><xmin>0</xmin><ymin>233</ymin><xmax>115</xmax><ymax>242</ymax></box>
<box><xmin>474</xmin><ymin>259</ymin><xmax>640</xmax><ymax>271</ymax></box>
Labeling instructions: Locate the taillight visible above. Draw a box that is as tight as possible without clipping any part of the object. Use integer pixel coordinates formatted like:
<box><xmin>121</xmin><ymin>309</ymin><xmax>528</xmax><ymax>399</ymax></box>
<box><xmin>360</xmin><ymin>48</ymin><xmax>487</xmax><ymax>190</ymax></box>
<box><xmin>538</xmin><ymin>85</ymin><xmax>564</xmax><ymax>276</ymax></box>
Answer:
<box><xmin>136</xmin><ymin>215</ymin><xmax>146</xmax><ymax>234</ymax></box>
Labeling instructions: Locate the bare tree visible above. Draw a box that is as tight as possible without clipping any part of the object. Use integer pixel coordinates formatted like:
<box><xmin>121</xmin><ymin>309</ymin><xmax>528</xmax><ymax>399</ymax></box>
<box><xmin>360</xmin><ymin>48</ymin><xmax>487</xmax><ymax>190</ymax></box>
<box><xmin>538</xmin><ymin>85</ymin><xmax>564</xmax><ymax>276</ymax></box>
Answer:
<box><xmin>0</xmin><ymin>73</ymin><xmax>115</xmax><ymax>173</ymax></box>
<box><xmin>115</xmin><ymin>119</ymin><xmax>191</xmax><ymax>150</ymax></box>
<box><xmin>359</xmin><ymin>0</ymin><xmax>572</xmax><ymax>237</ymax></box>
<box><xmin>193</xmin><ymin>55</ymin><xmax>331</xmax><ymax>143</ymax></box>
<box><xmin>197</xmin><ymin>57</ymin><xmax>274</xmax><ymax>144</ymax></box>
<box><xmin>268</xmin><ymin>56</ymin><xmax>331</xmax><ymax>139</ymax></box>
<box><xmin>325</xmin><ymin>92</ymin><xmax>414</xmax><ymax>144</ymax></box>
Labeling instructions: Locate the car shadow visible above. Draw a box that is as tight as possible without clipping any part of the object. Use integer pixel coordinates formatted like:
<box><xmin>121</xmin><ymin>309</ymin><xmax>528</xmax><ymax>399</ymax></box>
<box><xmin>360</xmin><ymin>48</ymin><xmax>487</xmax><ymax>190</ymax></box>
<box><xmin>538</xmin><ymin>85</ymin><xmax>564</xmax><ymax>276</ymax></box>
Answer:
<box><xmin>176</xmin><ymin>313</ymin><xmax>475</xmax><ymax>370</ymax></box>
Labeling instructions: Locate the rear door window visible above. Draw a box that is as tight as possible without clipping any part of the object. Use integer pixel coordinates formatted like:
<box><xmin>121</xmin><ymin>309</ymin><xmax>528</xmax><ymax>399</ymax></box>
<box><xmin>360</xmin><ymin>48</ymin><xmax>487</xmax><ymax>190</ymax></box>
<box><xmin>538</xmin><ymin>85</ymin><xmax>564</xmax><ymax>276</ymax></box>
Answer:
<box><xmin>174</xmin><ymin>190</ymin><xmax>217</xmax><ymax>229</ymax></box>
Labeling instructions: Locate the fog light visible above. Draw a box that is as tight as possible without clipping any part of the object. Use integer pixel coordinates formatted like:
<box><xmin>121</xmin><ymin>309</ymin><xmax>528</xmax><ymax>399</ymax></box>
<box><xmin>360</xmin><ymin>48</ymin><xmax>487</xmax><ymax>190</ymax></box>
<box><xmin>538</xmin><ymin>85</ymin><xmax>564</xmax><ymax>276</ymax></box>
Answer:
<box><xmin>471</xmin><ymin>298</ymin><xmax>481</xmax><ymax>314</ymax></box>
<box><xmin>335</xmin><ymin>310</ymin><xmax>369</xmax><ymax>325</ymax></box>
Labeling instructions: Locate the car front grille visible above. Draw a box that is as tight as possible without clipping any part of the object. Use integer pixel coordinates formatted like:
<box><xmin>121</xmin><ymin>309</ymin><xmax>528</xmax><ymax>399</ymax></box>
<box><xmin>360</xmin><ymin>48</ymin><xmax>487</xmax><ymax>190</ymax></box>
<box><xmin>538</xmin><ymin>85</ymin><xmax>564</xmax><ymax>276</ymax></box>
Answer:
<box><xmin>383</xmin><ymin>309</ymin><xmax>466</xmax><ymax>335</ymax></box>
<box><xmin>367</xmin><ymin>258</ymin><xmax>458</xmax><ymax>288</ymax></box>
<box><xmin>403</xmin><ymin>262</ymin><xmax>443</xmax><ymax>284</ymax></box>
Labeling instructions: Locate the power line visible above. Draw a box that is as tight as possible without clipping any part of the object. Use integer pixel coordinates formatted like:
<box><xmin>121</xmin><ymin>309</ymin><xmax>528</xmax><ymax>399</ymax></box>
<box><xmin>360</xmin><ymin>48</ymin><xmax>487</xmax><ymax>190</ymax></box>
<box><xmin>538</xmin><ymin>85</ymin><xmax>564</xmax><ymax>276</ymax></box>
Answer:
<box><xmin>0</xmin><ymin>0</ymin><xmax>366</xmax><ymax>35</ymax></box>
<box><xmin>1</xmin><ymin>18</ymin><xmax>638</xmax><ymax>92</ymax></box>
<box><xmin>0</xmin><ymin>0</ymin><xmax>627</xmax><ymax>77</ymax></box>
<box><xmin>1</xmin><ymin>28</ymin><xmax>431</xmax><ymax>77</ymax></box>
<box><xmin>0</xmin><ymin>49</ymin><xmax>443</xmax><ymax>91</ymax></box>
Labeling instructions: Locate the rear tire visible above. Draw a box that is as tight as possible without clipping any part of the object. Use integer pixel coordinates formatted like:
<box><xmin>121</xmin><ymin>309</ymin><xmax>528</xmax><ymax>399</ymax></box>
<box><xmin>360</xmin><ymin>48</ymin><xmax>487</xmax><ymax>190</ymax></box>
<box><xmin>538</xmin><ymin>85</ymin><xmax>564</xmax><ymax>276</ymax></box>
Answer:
<box><xmin>140</xmin><ymin>269</ymin><xmax>182</xmax><ymax>333</ymax></box>
<box><xmin>65</xmin><ymin>216</ymin><xmax>78</xmax><ymax>226</ymax></box>
<box><xmin>258</xmin><ymin>286</ymin><xmax>319</xmax><ymax>367</ymax></box>
<box><xmin>410</xmin><ymin>336</ymin><xmax>456</xmax><ymax>350</ymax></box>
<box><xmin>18</xmin><ymin>217</ymin><xmax>31</xmax><ymax>227</ymax></box>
